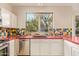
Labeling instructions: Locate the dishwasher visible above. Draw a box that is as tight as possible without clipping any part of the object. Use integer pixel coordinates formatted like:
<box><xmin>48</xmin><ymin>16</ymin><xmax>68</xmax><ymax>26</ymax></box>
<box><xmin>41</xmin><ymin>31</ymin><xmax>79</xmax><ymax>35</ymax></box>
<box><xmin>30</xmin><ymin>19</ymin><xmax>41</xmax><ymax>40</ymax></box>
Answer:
<box><xmin>19</xmin><ymin>39</ymin><xmax>25</xmax><ymax>53</ymax></box>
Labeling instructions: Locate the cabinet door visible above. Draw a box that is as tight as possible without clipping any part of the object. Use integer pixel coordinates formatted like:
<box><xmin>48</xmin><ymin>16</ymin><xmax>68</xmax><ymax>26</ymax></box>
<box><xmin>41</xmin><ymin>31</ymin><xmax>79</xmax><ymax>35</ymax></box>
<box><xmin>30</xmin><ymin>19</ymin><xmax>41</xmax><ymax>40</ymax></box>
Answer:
<box><xmin>30</xmin><ymin>39</ymin><xmax>40</xmax><ymax>56</ymax></box>
<box><xmin>10</xmin><ymin>12</ymin><xmax>13</xmax><ymax>28</ymax></box>
<box><xmin>1</xmin><ymin>8</ymin><xmax>10</xmax><ymax>27</ymax></box>
<box><xmin>31</xmin><ymin>39</ymin><xmax>64</xmax><ymax>56</ymax></box>
<box><xmin>13</xmin><ymin>14</ymin><xmax>17</xmax><ymax>28</ymax></box>
<box><xmin>11</xmin><ymin>13</ymin><xmax>17</xmax><ymax>28</ymax></box>
<box><xmin>72</xmin><ymin>47</ymin><xmax>79</xmax><ymax>56</ymax></box>
<box><xmin>24</xmin><ymin>39</ymin><xmax>30</xmax><ymax>55</ymax></box>
<box><xmin>39</xmin><ymin>39</ymin><xmax>50</xmax><ymax>56</ymax></box>
<box><xmin>9</xmin><ymin>40</ymin><xmax>15</xmax><ymax>56</ymax></box>
<box><xmin>64</xmin><ymin>40</ymin><xmax>72</xmax><ymax>56</ymax></box>
<box><xmin>50</xmin><ymin>39</ymin><xmax>64</xmax><ymax>56</ymax></box>
<box><xmin>14</xmin><ymin>39</ymin><xmax>19</xmax><ymax>55</ymax></box>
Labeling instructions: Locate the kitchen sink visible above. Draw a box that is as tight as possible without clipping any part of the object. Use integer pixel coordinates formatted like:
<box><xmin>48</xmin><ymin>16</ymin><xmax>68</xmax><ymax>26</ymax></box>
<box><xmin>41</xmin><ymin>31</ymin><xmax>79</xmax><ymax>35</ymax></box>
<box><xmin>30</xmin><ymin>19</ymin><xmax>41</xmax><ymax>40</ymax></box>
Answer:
<box><xmin>33</xmin><ymin>35</ymin><xmax>47</xmax><ymax>38</ymax></box>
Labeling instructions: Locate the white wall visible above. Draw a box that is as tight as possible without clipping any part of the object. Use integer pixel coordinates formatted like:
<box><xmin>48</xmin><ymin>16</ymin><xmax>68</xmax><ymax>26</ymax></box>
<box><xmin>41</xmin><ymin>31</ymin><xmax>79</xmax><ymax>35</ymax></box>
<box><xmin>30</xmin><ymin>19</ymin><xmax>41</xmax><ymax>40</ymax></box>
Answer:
<box><xmin>13</xmin><ymin>6</ymin><xmax>73</xmax><ymax>28</ymax></box>
<box><xmin>0</xmin><ymin>3</ymin><xmax>13</xmax><ymax>12</ymax></box>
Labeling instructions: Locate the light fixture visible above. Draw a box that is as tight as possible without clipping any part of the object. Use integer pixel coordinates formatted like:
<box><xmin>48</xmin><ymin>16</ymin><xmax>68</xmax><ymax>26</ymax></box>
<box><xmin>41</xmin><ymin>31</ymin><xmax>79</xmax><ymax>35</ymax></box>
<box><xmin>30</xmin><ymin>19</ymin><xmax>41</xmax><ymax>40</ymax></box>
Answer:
<box><xmin>38</xmin><ymin>3</ymin><xmax>43</xmax><ymax>6</ymax></box>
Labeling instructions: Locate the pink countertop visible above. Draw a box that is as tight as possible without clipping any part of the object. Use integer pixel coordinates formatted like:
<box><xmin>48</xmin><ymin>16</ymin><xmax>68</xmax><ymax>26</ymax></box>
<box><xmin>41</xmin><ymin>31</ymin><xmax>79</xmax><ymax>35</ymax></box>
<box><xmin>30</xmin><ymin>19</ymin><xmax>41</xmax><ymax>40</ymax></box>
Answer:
<box><xmin>18</xmin><ymin>36</ymin><xmax>63</xmax><ymax>39</ymax></box>
<box><xmin>63</xmin><ymin>36</ymin><xmax>79</xmax><ymax>45</ymax></box>
<box><xmin>18</xmin><ymin>36</ymin><xmax>79</xmax><ymax>45</ymax></box>
<box><xmin>0</xmin><ymin>36</ymin><xmax>79</xmax><ymax>45</ymax></box>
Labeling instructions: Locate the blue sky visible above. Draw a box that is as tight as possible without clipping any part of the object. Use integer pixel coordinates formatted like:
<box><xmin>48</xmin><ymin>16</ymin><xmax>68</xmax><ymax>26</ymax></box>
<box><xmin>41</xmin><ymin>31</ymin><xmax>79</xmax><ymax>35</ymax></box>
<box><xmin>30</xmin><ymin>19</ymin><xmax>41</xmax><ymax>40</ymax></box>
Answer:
<box><xmin>27</xmin><ymin>14</ymin><xmax>35</xmax><ymax>21</ymax></box>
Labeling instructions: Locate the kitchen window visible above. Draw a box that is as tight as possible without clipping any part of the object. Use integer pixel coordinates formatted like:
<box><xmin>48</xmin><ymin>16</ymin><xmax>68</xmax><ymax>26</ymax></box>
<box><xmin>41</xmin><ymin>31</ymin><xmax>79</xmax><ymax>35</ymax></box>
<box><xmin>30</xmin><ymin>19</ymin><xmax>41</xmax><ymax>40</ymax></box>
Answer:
<box><xmin>26</xmin><ymin>12</ymin><xmax>53</xmax><ymax>34</ymax></box>
<box><xmin>75</xmin><ymin>16</ymin><xmax>79</xmax><ymax>36</ymax></box>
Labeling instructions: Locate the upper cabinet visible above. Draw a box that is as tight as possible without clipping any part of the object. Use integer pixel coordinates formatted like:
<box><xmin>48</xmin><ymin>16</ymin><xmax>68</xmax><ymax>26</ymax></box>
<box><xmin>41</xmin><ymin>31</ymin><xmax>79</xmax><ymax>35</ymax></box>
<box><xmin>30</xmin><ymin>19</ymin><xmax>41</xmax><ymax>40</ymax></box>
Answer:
<box><xmin>10</xmin><ymin>12</ymin><xmax>17</xmax><ymax>28</ymax></box>
<box><xmin>0</xmin><ymin>8</ymin><xmax>17</xmax><ymax>28</ymax></box>
<box><xmin>1</xmin><ymin>8</ymin><xmax>10</xmax><ymax>27</ymax></box>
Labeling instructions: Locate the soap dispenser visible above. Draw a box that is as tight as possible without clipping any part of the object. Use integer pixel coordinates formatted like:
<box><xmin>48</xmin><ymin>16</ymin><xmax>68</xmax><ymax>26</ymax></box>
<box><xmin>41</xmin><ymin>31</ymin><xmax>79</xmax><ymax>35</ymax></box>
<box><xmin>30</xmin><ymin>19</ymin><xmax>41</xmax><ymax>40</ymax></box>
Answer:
<box><xmin>0</xmin><ymin>29</ymin><xmax>2</xmax><ymax>38</ymax></box>
<box><xmin>3</xmin><ymin>29</ymin><xmax>7</xmax><ymax>38</ymax></box>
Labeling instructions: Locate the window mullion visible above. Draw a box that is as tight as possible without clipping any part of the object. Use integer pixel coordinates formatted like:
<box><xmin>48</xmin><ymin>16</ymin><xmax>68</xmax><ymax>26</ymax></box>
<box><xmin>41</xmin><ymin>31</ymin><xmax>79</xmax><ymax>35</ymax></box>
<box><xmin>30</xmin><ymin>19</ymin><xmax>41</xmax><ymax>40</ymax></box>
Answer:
<box><xmin>38</xmin><ymin>14</ymin><xmax>40</xmax><ymax>32</ymax></box>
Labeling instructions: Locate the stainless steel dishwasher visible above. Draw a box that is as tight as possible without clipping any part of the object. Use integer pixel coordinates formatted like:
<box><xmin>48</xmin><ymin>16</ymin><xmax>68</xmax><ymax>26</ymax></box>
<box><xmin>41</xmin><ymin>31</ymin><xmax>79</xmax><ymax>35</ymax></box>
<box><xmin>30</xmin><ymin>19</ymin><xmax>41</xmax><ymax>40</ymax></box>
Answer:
<box><xmin>19</xmin><ymin>40</ymin><xmax>25</xmax><ymax>52</ymax></box>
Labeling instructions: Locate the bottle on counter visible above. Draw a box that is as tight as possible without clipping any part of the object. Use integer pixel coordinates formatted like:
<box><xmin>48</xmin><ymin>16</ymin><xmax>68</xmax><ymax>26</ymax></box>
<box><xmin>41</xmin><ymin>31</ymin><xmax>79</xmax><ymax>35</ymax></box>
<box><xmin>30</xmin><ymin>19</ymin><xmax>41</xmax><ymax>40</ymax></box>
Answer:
<box><xmin>2</xmin><ymin>28</ymin><xmax>7</xmax><ymax>38</ymax></box>
<box><xmin>12</xmin><ymin>29</ymin><xmax>16</xmax><ymax>37</ymax></box>
<box><xmin>16</xmin><ymin>29</ymin><xmax>21</xmax><ymax>36</ymax></box>
<box><xmin>7</xmin><ymin>29</ymin><xmax>11</xmax><ymax>38</ymax></box>
<box><xmin>68</xmin><ymin>28</ymin><xmax>72</xmax><ymax>36</ymax></box>
<box><xmin>3</xmin><ymin>29</ymin><xmax>7</xmax><ymax>38</ymax></box>
<box><xmin>0</xmin><ymin>29</ymin><xmax>2</xmax><ymax>38</ymax></box>
<box><xmin>20</xmin><ymin>29</ymin><xmax>25</xmax><ymax>36</ymax></box>
<box><xmin>63</xmin><ymin>28</ymin><xmax>68</xmax><ymax>37</ymax></box>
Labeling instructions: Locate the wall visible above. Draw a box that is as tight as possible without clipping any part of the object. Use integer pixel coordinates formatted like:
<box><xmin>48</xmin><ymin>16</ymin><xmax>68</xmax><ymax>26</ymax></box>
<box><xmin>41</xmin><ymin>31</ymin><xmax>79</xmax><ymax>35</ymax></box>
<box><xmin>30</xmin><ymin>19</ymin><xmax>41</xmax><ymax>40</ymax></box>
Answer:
<box><xmin>13</xmin><ymin>6</ymin><xmax>73</xmax><ymax>28</ymax></box>
<box><xmin>0</xmin><ymin>3</ymin><xmax>13</xmax><ymax>12</ymax></box>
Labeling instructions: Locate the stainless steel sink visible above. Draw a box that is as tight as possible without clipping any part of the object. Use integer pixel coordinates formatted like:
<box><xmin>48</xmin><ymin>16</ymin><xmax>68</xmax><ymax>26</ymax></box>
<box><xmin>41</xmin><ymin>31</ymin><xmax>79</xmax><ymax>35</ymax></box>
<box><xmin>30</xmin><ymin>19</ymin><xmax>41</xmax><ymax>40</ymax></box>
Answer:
<box><xmin>33</xmin><ymin>35</ymin><xmax>47</xmax><ymax>38</ymax></box>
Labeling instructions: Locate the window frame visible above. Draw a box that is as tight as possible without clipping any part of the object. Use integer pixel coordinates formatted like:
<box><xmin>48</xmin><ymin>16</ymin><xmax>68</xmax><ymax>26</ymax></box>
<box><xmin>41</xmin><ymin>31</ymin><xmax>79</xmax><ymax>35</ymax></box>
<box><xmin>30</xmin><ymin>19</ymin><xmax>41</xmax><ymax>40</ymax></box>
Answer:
<box><xmin>26</xmin><ymin>12</ymin><xmax>53</xmax><ymax>33</ymax></box>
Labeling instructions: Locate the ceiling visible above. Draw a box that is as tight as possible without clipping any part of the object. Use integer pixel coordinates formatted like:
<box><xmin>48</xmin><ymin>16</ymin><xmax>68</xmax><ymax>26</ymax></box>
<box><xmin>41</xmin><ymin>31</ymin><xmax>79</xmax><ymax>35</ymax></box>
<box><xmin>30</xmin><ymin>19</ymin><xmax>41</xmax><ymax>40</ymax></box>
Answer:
<box><xmin>10</xmin><ymin>3</ymin><xmax>77</xmax><ymax>7</ymax></box>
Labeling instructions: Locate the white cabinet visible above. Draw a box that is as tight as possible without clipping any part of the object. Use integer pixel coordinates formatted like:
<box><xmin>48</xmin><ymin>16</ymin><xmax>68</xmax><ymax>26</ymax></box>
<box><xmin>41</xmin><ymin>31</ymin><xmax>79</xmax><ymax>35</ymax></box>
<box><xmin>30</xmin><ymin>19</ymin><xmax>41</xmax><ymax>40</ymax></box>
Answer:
<box><xmin>72</xmin><ymin>47</ymin><xmax>79</xmax><ymax>56</ymax></box>
<box><xmin>10</xmin><ymin>13</ymin><xmax>17</xmax><ymax>28</ymax></box>
<box><xmin>14</xmin><ymin>39</ymin><xmax>19</xmax><ymax>56</ymax></box>
<box><xmin>31</xmin><ymin>39</ymin><xmax>64</xmax><ymax>56</ymax></box>
<box><xmin>64</xmin><ymin>40</ymin><xmax>72</xmax><ymax>56</ymax></box>
<box><xmin>9</xmin><ymin>39</ymin><xmax>19</xmax><ymax>56</ymax></box>
<box><xmin>39</xmin><ymin>39</ymin><xmax>50</xmax><ymax>56</ymax></box>
<box><xmin>64</xmin><ymin>40</ymin><xmax>79</xmax><ymax>56</ymax></box>
<box><xmin>1</xmin><ymin>8</ymin><xmax>10</xmax><ymax>27</ymax></box>
<box><xmin>9</xmin><ymin>40</ymin><xmax>15</xmax><ymax>56</ymax></box>
<box><xmin>31</xmin><ymin>39</ymin><xmax>50</xmax><ymax>56</ymax></box>
<box><xmin>0</xmin><ymin>8</ymin><xmax>17</xmax><ymax>28</ymax></box>
<box><xmin>50</xmin><ymin>39</ymin><xmax>64</xmax><ymax>56</ymax></box>
<box><xmin>31</xmin><ymin>39</ymin><xmax>40</xmax><ymax>56</ymax></box>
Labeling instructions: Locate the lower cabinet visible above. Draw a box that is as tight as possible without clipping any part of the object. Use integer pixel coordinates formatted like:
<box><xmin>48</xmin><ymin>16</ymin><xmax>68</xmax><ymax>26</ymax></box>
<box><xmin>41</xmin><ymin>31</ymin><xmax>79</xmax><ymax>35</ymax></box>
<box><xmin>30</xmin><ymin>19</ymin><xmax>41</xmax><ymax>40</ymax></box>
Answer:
<box><xmin>9</xmin><ymin>40</ymin><xmax>15</xmax><ymax>56</ymax></box>
<box><xmin>64</xmin><ymin>40</ymin><xmax>79</xmax><ymax>56</ymax></box>
<box><xmin>72</xmin><ymin>47</ymin><xmax>79</xmax><ymax>56</ymax></box>
<box><xmin>30</xmin><ymin>39</ymin><xmax>40</xmax><ymax>56</ymax></box>
<box><xmin>30</xmin><ymin>39</ymin><xmax>64</xmax><ymax>56</ymax></box>
<box><xmin>9</xmin><ymin>39</ymin><xmax>19</xmax><ymax>56</ymax></box>
<box><xmin>24</xmin><ymin>39</ymin><xmax>30</xmax><ymax>55</ymax></box>
<box><xmin>50</xmin><ymin>39</ymin><xmax>64</xmax><ymax>56</ymax></box>
<box><xmin>8</xmin><ymin>39</ymin><xmax>79</xmax><ymax>56</ymax></box>
<box><xmin>14</xmin><ymin>39</ymin><xmax>19</xmax><ymax>56</ymax></box>
<box><xmin>39</xmin><ymin>39</ymin><xmax>50</xmax><ymax>56</ymax></box>
<box><xmin>64</xmin><ymin>40</ymin><xmax>72</xmax><ymax>56</ymax></box>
